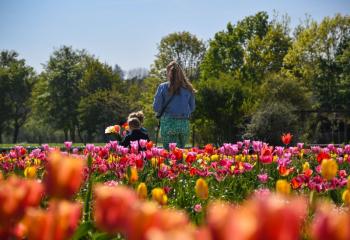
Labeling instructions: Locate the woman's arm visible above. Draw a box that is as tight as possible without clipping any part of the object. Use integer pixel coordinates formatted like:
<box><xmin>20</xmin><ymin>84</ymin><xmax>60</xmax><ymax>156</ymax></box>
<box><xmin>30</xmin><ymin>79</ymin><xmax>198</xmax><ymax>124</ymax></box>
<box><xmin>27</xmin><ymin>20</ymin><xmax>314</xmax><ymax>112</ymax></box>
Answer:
<box><xmin>189</xmin><ymin>92</ymin><xmax>195</xmax><ymax>113</ymax></box>
<box><xmin>153</xmin><ymin>84</ymin><xmax>164</xmax><ymax>113</ymax></box>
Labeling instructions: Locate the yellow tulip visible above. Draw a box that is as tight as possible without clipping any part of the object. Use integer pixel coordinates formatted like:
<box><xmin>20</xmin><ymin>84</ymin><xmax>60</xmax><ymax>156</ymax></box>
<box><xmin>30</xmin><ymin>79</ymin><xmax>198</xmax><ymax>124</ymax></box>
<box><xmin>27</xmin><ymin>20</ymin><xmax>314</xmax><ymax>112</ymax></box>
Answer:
<box><xmin>210</xmin><ymin>154</ymin><xmax>219</xmax><ymax>162</ymax></box>
<box><xmin>151</xmin><ymin>157</ymin><xmax>158</xmax><ymax>167</ymax></box>
<box><xmin>303</xmin><ymin>162</ymin><xmax>310</xmax><ymax>172</ymax></box>
<box><xmin>321</xmin><ymin>159</ymin><xmax>338</xmax><ymax>181</ymax></box>
<box><xmin>195</xmin><ymin>178</ymin><xmax>209</xmax><ymax>200</ymax></box>
<box><xmin>342</xmin><ymin>189</ymin><xmax>350</xmax><ymax>205</ymax></box>
<box><xmin>24</xmin><ymin>166</ymin><xmax>37</xmax><ymax>179</ymax></box>
<box><xmin>276</xmin><ymin>179</ymin><xmax>291</xmax><ymax>195</ymax></box>
<box><xmin>137</xmin><ymin>182</ymin><xmax>148</xmax><ymax>200</ymax></box>
<box><xmin>152</xmin><ymin>188</ymin><xmax>167</xmax><ymax>205</ymax></box>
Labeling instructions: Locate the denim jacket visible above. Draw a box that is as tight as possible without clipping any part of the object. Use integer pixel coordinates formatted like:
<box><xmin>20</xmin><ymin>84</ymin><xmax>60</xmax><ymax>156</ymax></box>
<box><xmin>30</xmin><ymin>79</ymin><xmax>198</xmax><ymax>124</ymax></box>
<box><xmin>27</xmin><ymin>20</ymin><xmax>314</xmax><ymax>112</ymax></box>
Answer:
<box><xmin>153</xmin><ymin>82</ymin><xmax>195</xmax><ymax>119</ymax></box>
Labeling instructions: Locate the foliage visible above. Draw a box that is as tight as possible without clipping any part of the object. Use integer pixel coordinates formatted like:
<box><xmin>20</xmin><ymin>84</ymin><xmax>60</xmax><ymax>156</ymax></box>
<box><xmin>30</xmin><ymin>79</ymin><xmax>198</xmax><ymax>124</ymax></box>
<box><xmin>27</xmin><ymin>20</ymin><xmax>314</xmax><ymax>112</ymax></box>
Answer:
<box><xmin>244</xmin><ymin>102</ymin><xmax>300</xmax><ymax>145</ymax></box>
<box><xmin>78</xmin><ymin>90</ymin><xmax>129</xmax><ymax>142</ymax></box>
<box><xmin>0</xmin><ymin>50</ymin><xmax>36</xmax><ymax>143</ymax></box>
<box><xmin>152</xmin><ymin>31</ymin><xmax>206</xmax><ymax>81</ymax></box>
<box><xmin>195</xmin><ymin>73</ymin><xmax>246</xmax><ymax>144</ymax></box>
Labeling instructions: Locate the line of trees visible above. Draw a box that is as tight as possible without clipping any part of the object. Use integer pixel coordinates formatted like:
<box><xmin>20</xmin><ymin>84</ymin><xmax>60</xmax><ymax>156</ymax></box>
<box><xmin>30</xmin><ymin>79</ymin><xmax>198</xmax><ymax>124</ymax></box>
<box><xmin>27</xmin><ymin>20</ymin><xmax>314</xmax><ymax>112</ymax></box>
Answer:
<box><xmin>0</xmin><ymin>12</ymin><xmax>349</xmax><ymax>145</ymax></box>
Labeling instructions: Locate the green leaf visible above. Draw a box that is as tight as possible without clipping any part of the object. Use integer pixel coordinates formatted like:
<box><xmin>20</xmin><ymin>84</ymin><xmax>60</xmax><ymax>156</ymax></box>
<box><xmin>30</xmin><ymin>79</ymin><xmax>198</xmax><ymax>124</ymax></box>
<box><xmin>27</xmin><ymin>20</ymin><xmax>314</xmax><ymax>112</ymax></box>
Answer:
<box><xmin>71</xmin><ymin>221</ymin><xmax>94</xmax><ymax>240</ymax></box>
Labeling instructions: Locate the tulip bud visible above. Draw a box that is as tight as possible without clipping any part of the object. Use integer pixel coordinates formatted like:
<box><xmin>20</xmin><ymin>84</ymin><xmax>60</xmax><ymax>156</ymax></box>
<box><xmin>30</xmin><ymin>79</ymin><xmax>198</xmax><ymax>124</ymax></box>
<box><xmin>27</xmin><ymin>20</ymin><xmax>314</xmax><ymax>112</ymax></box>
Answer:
<box><xmin>195</xmin><ymin>178</ymin><xmax>209</xmax><ymax>200</ymax></box>
<box><xmin>129</xmin><ymin>167</ymin><xmax>139</xmax><ymax>184</ymax></box>
<box><xmin>137</xmin><ymin>182</ymin><xmax>148</xmax><ymax>200</ymax></box>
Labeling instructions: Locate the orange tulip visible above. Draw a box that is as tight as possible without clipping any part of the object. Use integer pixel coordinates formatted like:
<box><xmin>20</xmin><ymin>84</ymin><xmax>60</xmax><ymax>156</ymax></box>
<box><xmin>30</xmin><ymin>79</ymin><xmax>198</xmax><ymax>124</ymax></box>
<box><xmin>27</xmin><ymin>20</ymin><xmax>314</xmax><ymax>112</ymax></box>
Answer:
<box><xmin>311</xmin><ymin>202</ymin><xmax>350</xmax><ymax>240</ymax></box>
<box><xmin>127</xmin><ymin>202</ymin><xmax>190</xmax><ymax>240</ymax></box>
<box><xmin>0</xmin><ymin>176</ymin><xmax>44</xmax><ymax>227</ymax></box>
<box><xmin>44</xmin><ymin>150</ymin><xmax>85</xmax><ymax>199</ymax></box>
<box><xmin>93</xmin><ymin>184</ymin><xmax>138</xmax><ymax>234</ymax></box>
<box><xmin>129</xmin><ymin>167</ymin><xmax>139</xmax><ymax>184</ymax></box>
<box><xmin>23</xmin><ymin>200</ymin><xmax>82</xmax><ymax>240</ymax></box>
<box><xmin>206</xmin><ymin>195</ymin><xmax>307</xmax><ymax>240</ymax></box>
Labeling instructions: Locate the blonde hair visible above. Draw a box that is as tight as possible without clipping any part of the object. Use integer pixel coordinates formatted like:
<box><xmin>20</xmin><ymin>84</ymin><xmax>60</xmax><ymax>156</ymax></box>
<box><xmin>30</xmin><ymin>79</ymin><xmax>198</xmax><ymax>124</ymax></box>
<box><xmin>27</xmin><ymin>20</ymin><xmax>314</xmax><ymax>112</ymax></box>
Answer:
<box><xmin>128</xmin><ymin>111</ymin><xmax>144</xmax><ymax>123</ymax></box>
<box><xmin>166</xmin><ymin>61</ymin><xmax>195</xmax><ymax>95</ymax></box>
<box><xmin>128</xmin><ymin>117</ymin><xmax>141</xmax><ymax>130</ymax></box>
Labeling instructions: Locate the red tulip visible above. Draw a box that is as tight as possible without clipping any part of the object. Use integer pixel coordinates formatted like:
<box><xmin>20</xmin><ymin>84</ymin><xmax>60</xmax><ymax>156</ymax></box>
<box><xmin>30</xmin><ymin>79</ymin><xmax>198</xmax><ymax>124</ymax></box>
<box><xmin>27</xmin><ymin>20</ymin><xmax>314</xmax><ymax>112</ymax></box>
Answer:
<box><xmin>317</xmin><ymin>152</ymin><xmax>330</xmax><ymax>164</ymax></box>
<box><xmin>260</xmin><ymin>146</ymin><xmax>273</xmax><ymax>164</ymax></box>
<box><xmin>281</xmin><ymin>133</ymin><xmax>293</xmax><ymax>145</ymax></box>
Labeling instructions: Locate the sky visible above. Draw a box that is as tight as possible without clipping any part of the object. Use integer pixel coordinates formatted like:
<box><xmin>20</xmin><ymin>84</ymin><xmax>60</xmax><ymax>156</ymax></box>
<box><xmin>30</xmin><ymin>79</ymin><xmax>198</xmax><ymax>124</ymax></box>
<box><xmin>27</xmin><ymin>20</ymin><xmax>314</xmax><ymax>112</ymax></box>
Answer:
<box><xmin>0</xmin><ymin>0</ymin><xmax>349</xmax><ymax>73</ymax></box>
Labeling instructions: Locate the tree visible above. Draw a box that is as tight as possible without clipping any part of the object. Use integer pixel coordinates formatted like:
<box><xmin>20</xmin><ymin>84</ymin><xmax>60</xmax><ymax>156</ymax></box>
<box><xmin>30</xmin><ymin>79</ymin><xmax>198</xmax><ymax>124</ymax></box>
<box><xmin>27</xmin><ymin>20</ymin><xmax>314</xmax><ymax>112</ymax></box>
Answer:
<box><xmin>78</xmin><ymin>90</ymin><xmax>129</xmax><ymax>142</ymax></box>
<box><xmin>153</xmin><ymin>31</ymin><xmax>206</xmax><ymax>81</ymax></box>
<box><xmin>125</xmin><ymin>68</ymin><xmax>149</xmax><ymax>80</ymax></box>
<box><xmin>0</xmin><ymin>67</ymin><xmax>11</xmax><ymax>143</ymax></box>
<box><xmin>41</xmin><ymin>46</ymin><xmax>85</xmax><ymax>141</ymax></box>
<box><xmin>113</xmin><ymin>64</ymin><xmax>125</xmax><ymax>80</ymax></box>
<box><xmin>80</xmin><ymin>56</ymin><xmax>122</xmax><ymax>96</ymax></box>
<box><xmin>194</xmin><ymin>73</ymin><xmax>246</xmax><ymax>144</ymax></box>
<box><xmin>283</xmin><ymin>14</ymin><xmax>350</xmax><ymax>143</ymax></box>
<box><xmin>200</xmin><ymin>12</ymin><xmax>269</xmax><ymax>80</ymax></box>
<box><xmin>283</xmin><ymin>14</ymin><xmax>350</xmax><ymax>111</ymax></box>
<box><xmin>0</xmin><ymin>50</ymin><xmax>35</xmax><ymax>143</ymax></box>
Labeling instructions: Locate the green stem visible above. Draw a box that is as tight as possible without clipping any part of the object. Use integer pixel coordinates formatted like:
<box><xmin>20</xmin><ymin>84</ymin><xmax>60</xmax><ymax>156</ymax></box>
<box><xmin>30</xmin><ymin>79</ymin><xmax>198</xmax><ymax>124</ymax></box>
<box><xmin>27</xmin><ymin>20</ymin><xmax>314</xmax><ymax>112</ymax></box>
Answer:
<box><xmin>84</xmin><ymin>154</ymin><xmax>93</xmax><ymax>222</ymax></box>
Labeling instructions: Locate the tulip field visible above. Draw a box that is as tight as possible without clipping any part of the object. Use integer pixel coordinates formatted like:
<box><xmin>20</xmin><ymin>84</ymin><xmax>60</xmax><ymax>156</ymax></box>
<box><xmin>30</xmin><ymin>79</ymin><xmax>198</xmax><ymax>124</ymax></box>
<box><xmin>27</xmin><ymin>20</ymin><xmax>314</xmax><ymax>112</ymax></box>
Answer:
<box><xmin>1</xmin><ymin>137</ymin><xmax>350</xmax><ymax>239</ymax></box>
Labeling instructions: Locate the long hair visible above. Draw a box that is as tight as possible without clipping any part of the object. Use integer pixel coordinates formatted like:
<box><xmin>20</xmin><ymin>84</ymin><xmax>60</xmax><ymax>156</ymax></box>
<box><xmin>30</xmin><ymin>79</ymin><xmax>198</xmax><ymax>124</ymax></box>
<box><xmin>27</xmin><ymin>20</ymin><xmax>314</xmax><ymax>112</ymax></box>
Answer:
<box><xmin>166</xmin><ymin>61</ymin><xmax>195</xmax><ymax>95</ymax></box>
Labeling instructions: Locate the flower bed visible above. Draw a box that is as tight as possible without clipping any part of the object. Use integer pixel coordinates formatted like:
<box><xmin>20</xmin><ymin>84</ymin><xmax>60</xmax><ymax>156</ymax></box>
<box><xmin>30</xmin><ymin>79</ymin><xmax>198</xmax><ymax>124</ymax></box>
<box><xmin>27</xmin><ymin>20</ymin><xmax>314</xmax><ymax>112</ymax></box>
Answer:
<box><xmin>0</xmin><ymin>139</ymin><xmax>350</xmax><ymax>239</ymax></box>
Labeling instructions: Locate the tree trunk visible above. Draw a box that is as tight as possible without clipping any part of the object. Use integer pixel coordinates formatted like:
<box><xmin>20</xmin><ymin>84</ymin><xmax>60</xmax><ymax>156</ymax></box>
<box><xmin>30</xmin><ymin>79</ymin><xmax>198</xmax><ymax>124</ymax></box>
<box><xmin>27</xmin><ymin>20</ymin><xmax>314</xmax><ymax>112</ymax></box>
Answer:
<box><xmin>12</xmin><ymin>120</ymin><xmax>20</xmax><ymax>144</ymax></box>
<box><xmin>12</xmin><ymin>125</ymin><xmax>19</xmax><ymax>143</ymax></box>
<box><xmin>76</xmin><ymin>124</ymin><xmax>84</xmax><ymax>143</ymax></box>
<box><xmin>70</xmin><ymin>127</ymin><xmax>76</xmax><ymax>142</ymax></box>
<box><xmin>64</xmin><ymin>129</ymin><xmax>68</xmax><ymax>141</ymax></box>
<box><xmin>87</xmin><ymin>131</ymin><xmax>93</xmax><ymax>143</ymax></box>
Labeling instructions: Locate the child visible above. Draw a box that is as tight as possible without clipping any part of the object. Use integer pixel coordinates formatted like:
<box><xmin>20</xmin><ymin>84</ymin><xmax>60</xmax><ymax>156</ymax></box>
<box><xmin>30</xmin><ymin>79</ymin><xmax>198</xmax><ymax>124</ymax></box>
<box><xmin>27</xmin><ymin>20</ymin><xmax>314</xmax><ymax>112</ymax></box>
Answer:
<box><xmin>120</xmin><ymin>117</ymin><xmax>150</xmax><ymax>148</ymax></box>
<box><xmin>128</xmin><ymin>111</ymin><xmax>147</xmax><ymax>134</ymax></box>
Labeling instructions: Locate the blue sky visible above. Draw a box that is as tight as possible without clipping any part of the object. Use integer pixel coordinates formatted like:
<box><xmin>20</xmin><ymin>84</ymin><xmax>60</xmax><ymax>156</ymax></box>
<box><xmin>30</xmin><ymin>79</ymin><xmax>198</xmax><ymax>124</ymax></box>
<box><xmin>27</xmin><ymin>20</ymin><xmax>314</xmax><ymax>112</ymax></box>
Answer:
<box><xmin>0</xmin><ymin>0</ymin><xmax>349</xmax><ymax>73</ymax></box>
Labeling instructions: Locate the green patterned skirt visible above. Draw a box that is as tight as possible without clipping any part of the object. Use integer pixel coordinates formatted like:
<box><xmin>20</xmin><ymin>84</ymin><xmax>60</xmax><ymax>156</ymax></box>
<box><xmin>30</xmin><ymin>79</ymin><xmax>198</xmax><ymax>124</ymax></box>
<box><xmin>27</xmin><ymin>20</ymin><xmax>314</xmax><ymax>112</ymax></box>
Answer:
<box><xmin>160</xmin><ymin>116</ymin><xmax>189</xmax><ymax>149</ymax></box>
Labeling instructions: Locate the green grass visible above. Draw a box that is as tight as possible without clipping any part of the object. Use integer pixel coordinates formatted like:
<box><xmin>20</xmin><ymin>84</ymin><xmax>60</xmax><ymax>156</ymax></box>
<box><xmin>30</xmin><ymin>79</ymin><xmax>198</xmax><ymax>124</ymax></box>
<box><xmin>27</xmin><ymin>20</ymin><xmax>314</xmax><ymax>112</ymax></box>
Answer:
<box><xmin>0</xmin><ymin>143</ymin><xmax>105</xmax><ymax>149</ymax></box>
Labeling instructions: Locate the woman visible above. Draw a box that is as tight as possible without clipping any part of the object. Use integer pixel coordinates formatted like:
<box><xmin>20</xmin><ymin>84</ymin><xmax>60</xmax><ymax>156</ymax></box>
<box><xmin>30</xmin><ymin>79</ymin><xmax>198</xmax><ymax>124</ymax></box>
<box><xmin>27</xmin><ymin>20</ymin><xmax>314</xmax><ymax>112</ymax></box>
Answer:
<box><xmin>153</xmin><ymin>61</ymin><xmax>195</xmax><ymax>149</ymax></box>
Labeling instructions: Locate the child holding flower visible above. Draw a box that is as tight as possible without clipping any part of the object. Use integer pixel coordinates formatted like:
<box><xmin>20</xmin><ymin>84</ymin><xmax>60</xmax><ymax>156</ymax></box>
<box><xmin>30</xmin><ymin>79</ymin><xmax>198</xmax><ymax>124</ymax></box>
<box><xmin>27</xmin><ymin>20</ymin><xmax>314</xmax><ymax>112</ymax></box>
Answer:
<box><xmin>120</xmin><ymin>117</ymin><xmax>150</xmax><ymax>148</ymax></box>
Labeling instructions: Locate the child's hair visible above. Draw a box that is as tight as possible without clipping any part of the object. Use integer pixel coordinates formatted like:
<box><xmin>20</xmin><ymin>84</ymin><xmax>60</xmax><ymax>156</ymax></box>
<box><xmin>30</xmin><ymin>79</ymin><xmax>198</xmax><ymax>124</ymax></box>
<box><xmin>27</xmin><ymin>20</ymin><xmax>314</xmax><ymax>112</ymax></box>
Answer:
<box><xmin>128</xmin><ymin>117</ymin><xmax>141</xmax><ymax>130</ymax></box>
<box><xmin>128</xmin><ymin>111</ymin><xmax>144</xmax><ymax>123</ymax></box>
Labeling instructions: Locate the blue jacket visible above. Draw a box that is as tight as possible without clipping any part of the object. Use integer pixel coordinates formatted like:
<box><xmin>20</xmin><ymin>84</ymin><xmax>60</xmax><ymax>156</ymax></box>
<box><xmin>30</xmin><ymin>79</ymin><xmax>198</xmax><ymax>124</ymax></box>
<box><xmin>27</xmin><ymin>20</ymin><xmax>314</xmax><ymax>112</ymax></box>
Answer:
<box><xmin>153</xmin><ymin>82</ymin><xmax>195</xmax><ymax>119</ymax></box>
